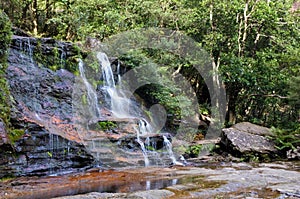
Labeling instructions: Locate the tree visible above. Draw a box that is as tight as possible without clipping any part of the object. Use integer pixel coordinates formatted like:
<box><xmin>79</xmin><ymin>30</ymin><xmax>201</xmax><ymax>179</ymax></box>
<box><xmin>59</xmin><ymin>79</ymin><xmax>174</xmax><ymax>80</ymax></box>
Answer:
<box><xmin>0</xmin><ymin>10</ymin><xmax>12</xmax><ymax>129</ymax></box>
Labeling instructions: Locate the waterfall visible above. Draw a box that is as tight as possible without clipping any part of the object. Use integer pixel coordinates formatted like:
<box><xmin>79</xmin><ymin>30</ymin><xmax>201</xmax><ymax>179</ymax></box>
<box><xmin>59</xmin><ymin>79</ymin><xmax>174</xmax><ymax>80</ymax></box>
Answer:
<box><xmin>136</xmin><ymin>126</ymin><xmax>150</xmax><ymax>167</ymax></box>
<box><xmin>97</xmin><ymin>52</ymin><xmax>135</xmax><ymax>119</ymax></box>
<box><xmin>96</xmin><ymin>52</ymin><xmax>182</xmax><ymax>166</ymax></box>
<box><xmin>76</xmin><ymin>52</ymin><xmax>180</xmax><ymax>167</ymax></box>
<box><xmin>163</xmin><ymin>135</ymin><xmax>183</xmax><ymax>166</ymax></box>
<box><xmin>78</xmin><ymin>59</ymin><xmax>101</xmax><ymax>118</ymax></box>
<box><xmin>26</xmin><ymin>38</ymin><xmax>34</xmax><ymax>63</ymax></box>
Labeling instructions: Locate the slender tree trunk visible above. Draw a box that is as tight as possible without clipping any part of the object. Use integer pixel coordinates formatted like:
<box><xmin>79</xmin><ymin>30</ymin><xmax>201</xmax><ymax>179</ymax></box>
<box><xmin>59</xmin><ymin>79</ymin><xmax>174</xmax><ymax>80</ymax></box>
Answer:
<box><xmin>32</xmin><ymin>0</ymin><xmax>38</xmax><ymax>35</ymax></box>
<box><xmin>226</xmin><ymin>93</ymin><xmax>237</xmax><ymax>125</ymax></box>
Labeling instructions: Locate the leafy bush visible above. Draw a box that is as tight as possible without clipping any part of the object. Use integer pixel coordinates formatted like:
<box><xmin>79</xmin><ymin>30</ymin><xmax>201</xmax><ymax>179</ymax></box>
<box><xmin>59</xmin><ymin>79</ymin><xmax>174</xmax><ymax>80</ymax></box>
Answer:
<box><xmin>270</xmin><ymin>126</ymin><xmax>300</xmax><ymax>151</ymax></box>
<box><xmin>0</xmin><ymin>10</ymin><xmax>12</xmax><ymax>132</ymax></box>
<box><xmin>0</xmin><ymin>11</ymin><xmax>12</xmax><ymax>63</ymax></box>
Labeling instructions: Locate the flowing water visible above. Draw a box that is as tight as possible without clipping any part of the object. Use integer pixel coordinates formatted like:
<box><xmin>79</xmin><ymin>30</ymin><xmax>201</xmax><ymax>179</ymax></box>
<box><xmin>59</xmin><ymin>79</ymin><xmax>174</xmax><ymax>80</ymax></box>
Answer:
<box><xmin>78</xmin><ymin>59</ymin><xmax>101</xmax><ymax>119</ymax></box>
<box><xmin>76</xmin><ymin>52</ymin><xmax>179</xmax><ymax>167</ymax></box>
<box><xmin>163</xmin><ymin>135</ymin><xmax>184</xmax><ymax>166</ymax></box>
<box><xmin>97</xmin><ymin>52</ymin><xmax>136</xmax><ymax>119</ymax></box>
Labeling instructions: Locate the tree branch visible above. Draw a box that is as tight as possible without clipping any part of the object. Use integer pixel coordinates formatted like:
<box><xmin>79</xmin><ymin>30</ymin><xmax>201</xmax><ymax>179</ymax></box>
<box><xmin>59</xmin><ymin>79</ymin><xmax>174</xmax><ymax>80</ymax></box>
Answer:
<box><xmin>249</xmin><ymin>94</ymin><xmax>288</xmax><ymax>99</ymax></box>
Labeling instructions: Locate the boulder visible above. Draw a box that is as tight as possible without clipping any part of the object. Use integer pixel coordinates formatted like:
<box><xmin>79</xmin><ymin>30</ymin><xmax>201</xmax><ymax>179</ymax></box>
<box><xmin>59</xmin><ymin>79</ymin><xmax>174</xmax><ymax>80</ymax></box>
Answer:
<box><xmin>231</xmin><ymin>122</ymin><xmax>273</xmax><ymax>136</ymax></box>
<box><xmin>220</xmin><ymin>122</ymin><xmax>277</xmax><ymax>160</ymax></box>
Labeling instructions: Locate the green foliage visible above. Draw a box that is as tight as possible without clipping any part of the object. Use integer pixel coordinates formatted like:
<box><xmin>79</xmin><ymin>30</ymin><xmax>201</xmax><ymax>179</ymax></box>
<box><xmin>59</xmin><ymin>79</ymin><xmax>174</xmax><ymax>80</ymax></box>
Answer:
<box><xmin>0</xmin><ymin>10</ymin><xmax>12</xmax><ymax>133</ymax></box>
<box><xmin>187</xmin><ymin>144</ymin><xmax>203</xmax><ymax>157</ymax></box>
<box><xmin>0</xmin><ymin>10</ymin><xmax>12</xmax><ymax>63</ymax></box>
<box><xmin>288</xmin><ymin>76</ymin><xmax>300</xmax><ymax>110</ymax></box>
<box><xmin>270</xmin><ymin>126</ymin><xmax>300</xmax><ymax>151</ymax></box>
<box><xmin>47</xmin><ymin>151</ymin><xmax>53</xmax><ymax>158</ymax></box>
<box><xmin>186</xmin><ymin>143</ymin><xmax>216</xmax><ymax>158</ymax></box>
<box><xmin>7</xmin><ymin>129</ymin><xmax>24</xmax><ymax>143</ymax></box>
<box><xmin>97</xmin><ymin>121</ymin><xmax>117</xmax><ymax>131</ymax></box>
<box><xmin>33</xmin><ymin>40</ymin><xmax>81</xmax><ymax>73</ymax></box>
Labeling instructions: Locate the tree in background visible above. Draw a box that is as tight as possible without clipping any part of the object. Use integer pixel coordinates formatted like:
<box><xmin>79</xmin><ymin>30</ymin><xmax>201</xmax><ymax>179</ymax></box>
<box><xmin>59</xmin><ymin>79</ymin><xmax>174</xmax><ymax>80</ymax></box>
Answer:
<box><xmin>0</xmin><ymin>10</ymin><xmax>12</xmax><ymax>130</ymax></box>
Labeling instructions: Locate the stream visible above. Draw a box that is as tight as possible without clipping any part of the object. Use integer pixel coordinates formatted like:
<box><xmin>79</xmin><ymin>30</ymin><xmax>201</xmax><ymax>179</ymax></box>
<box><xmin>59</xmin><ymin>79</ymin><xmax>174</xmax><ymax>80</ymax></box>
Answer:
<box><xmin>1</xmin><ymin>161</ymin><xmax>299</xmax><ymax>199</ymax></box>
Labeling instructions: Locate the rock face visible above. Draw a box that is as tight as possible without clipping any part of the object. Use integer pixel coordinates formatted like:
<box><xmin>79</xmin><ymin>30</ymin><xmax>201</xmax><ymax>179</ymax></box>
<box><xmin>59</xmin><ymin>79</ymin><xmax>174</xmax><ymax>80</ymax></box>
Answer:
<box><xmin>0</xmin><ymin>119</ymin><xmax>9</xmax><ymax>145</ymax></box>
<box><xmin>0</xmin><ymin>35</ymin><xmax>95</xmax><ymax>178</ymax></box>
<box><xmin>0</xmin><ymin>125</ymin><xmax>94</xmax><ymax>177</ymax></box>
<box><xmin>1</xmin><ymin>34</ymin><xmax>177</xmax><ymax>177</ymax></box>
<box><xmin>220</xmin><ymin>122</ymin><xmax>277</xmax><ymax>160</ymax></box>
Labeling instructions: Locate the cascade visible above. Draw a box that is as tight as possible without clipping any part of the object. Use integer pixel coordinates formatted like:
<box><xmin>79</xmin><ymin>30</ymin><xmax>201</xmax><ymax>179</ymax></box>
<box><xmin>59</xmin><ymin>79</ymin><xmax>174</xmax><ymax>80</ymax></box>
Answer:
<box><xmin>97</xmin><ymin>52</ymin><xmax>180</xmax><ymax>166</ymax></box>
<box><xmin>48</xmin><ymin>133</ymin><xmax>54</xmax><ymax>174</ymax></box>
<box><xmin>77</xmin><ymin>52</ymin><xmax>180</xmax><ymax>167</ymax></box>
<box><xmin>136</xmin><ymin>126</ymin><xmax>150</xmax><ymax>166</ymax></box>
<box><xmin>97</xmin><ymin>52</ymin><xmax>134</xmax><ymax>118</ymax></box>
<box><xmin>78</xmin><ymin>59</ymin><xmax>101</xmax><ymax>119</ymax></box>
<box><xmin>33</xmin><ymin>82</ymin><xmax>42</xmax><ymax>121</ymax></box>
<box><xmin>26</xmin><ymin>37</ymin><xmax>34</xmax><ymax>63</ymax></box>
<box><xmin>163</xmin><ymin>135</ymin><xmax>183</xmax><ymax>166</ymax></box>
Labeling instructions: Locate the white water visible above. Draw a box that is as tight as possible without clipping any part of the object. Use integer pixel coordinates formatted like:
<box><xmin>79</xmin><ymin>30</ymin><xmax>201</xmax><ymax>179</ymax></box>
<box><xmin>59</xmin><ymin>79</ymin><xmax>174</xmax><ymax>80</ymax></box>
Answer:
<box><xmin>27</xmin><ymin>38</ymin><xmax>34</xmax><ymax>63</ymax></box>
<box><xmin>77</xmin><ymin>52</ymin><xmax>179</xmax><ymax>166</ymax></box>
<box><xmin>97</xmin><ymin>52</ymin><xmax>136</xmax><ymax>119</ymax></box>
<box><xmin>163</xmin><ymin>135</ymin><xmax>183</xmax><ymax>166</ymax></box>
<box><xmin>78</xmin><ymin>59</ymin><xmax>101</xmax><ymax>118</ymax></box>
<box><xmin>136</xmin><ymin>126</ymin><xmax>150</xmax><ymax>166</ymax></box>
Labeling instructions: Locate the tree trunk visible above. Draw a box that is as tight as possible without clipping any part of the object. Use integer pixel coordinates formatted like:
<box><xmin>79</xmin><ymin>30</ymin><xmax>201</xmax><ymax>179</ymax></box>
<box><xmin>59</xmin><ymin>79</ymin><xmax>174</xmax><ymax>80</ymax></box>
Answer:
<box><xmin>32</xmin><ymin>0</ymin><xmax>38</xmax><ymax>35</ymax></box>
<box><xmin>226</xmin><ymin>91</ymin><xmax>237</xmax><ymax>125</ymax></box>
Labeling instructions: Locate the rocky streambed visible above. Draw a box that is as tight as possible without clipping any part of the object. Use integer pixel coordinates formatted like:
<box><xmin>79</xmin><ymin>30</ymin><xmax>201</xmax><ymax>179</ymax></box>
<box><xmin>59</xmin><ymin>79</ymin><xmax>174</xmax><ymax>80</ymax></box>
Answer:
<box><xmin>0</xmin><ymin>161</ymin><xmax>299</xmax><ymax>199</ymax></box>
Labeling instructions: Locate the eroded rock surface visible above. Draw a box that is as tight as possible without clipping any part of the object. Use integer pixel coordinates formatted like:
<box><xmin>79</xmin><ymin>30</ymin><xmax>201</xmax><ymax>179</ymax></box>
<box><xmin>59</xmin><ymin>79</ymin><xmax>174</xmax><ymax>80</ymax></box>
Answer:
<box><xmin>1</xmin><ymin>162</ymin><xmax>299</xmax><ymax>199</ymax></box>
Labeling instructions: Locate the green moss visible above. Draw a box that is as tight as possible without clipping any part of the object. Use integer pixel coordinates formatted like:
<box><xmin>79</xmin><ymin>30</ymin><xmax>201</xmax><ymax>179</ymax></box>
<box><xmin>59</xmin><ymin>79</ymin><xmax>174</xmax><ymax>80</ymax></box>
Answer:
<box><xmin>81</xmin><ymin>94</ymin><xmax>88</xmax><ymax>105</ymax></box>
<box><xmin>0</xmin><ymin>11</ymin><xmax>12</xmax><ymax>63</ymax></box>
<box><xmin>8</xmin><ymin>129</ymin><xmax>24</xmax><ymax>143</ymax></box>
<box><xmin>98</xmin><ymin>121</ymin><xmax>117</xmax><ymax>131</ymax></box>
<box><xmin>32</xmin><ymin>39</ymin><xmax>82</xmax><ymax>74</ymax></box>
<box><xmin>0</xmin><ymin>175</ymin><xmax>15</xmax><ymax>182</ymax></box>
<box><xmin>89</xmin><ymin>121</ymin><xmax>117</xmax><ymax>131</ymax></box>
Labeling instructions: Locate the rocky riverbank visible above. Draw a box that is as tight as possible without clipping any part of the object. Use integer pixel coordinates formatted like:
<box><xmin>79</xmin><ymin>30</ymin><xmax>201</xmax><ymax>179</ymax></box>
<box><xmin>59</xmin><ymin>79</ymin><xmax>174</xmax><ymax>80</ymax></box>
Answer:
<box><xmin>0</xmin><ymin>161</ymin><xmax>299</xmax><ymax>199</ymax></box>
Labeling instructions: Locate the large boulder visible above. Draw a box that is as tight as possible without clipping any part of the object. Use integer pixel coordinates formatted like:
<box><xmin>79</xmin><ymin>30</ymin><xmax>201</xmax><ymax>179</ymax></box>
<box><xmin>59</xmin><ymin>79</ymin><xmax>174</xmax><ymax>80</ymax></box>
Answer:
<box><xmin>220</xmin><ymin>122</ymin><xmax>278</xmax><ymax>160</ymax></box>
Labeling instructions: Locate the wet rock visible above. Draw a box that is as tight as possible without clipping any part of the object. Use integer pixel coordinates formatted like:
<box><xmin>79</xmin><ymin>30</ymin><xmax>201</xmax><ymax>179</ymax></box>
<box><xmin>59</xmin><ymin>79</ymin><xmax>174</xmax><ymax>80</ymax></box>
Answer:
<box><xmin>7</xmin><ymin>50</ymin><xmax>81</xmax><ymax>142</ymax></box>
<box><xmin>220</xmin><ymin>122</ymin><xmax>277</xmax><ymax>160</ymax></box>
<box><xmin>53</xmin><ymin>192</ymin><xmax>128</xmax><ymax>199</ymax></box>
<box><xmin>0</xmin><ymin>36</ymin><xmax>95</xmax><ymax>178</ymax></box>
<box><xmin>130</xmin><ymin>190</ymin><xmax>175</xmax><ymax>199</ymax></box>
<box><xmin>0</xmin><ymin>119</ymin><xmax>9</xmax><ymax>145</ymax></box>
<box><xmin>4</xmin><ymin>163</ymin><xmax>299</xmax><ymax>199</ymax></box>
<box><xmin>117</xmin><ymin>133</ymin><xmax>172</xmax><ymax>151</ymax></box>
<box><xmin>0</xmin><ymin>125</ymin><xmax>93</xmax><ymax>178</ymax></box>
